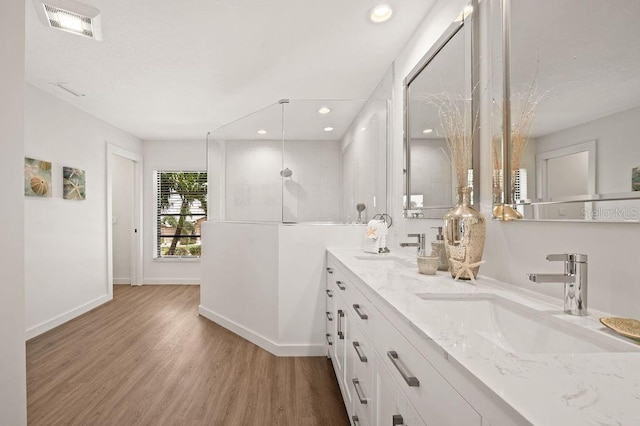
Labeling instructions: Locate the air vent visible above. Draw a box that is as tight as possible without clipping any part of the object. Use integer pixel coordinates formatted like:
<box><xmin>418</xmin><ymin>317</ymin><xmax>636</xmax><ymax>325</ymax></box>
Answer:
<box><xmin>33</xmin><ymin>0</ymin><xmax>102</xmax><ymax>40</ymax></box>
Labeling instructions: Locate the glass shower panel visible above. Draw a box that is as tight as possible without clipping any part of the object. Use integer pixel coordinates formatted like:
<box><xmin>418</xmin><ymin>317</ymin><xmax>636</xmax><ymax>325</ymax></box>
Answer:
<box><xmin>280</xmin><ymin>99</ymin><xmax>389</xmax><ymax>223</ymax></box>
<box><xmin>210</xmin><ymin>102</ymin><xmax>283</xmax><ymax>222</ymax></box>
<box><xmin>208</xmin><ymin>96</ymin><xmax>389</xmax><ymax>224</ymax></box>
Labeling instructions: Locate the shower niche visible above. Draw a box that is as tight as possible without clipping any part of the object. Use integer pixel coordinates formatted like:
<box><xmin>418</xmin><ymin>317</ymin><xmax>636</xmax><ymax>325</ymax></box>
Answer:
<box><xmin>207</xmin><ymin>98</ymin><xmax>389</xmax><ymax>223</ymax></box>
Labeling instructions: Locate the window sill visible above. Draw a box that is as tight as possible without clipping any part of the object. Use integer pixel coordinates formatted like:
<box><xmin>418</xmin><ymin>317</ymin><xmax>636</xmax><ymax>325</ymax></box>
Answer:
<box><xmin>153</xmin><ymin>257</ymin><xmax>201</xmax><ymax>263</ymax></box>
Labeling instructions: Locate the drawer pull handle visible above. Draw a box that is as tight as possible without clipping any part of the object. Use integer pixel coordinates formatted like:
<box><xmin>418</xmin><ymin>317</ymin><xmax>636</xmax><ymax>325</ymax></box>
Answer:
<box><xmin>392</xmin><ymin>414</ymin><xmax>404</xmax><ymax>425</ymax></box>
<box><xmin>353</xmin><ymin>304</ymin><xmax>368</xmax><ymax>320</ymax></box>
<box><xmin>352</xmin><ymin>341</ymin><xmax>368</xmax><ymax>363</ymax></box>
<box><xmin>352</xmin><ymin>415</ymin><xmax>360</xmax><ymax>426</ymax></box>
<box><xmin>387</xmin><ymin>351</ymin><xmax>420</xmax><ymax>387</ymax></box>
<box><xmin>351</xmin><ymin>378</ymin><xmax>368</xmax><ymax>405</ymax></box>
<box><xmin>326</xmin><ymin>312</ymin><xmax>333</xmax><ymax>321</ymax></box>
<box><xmin>336</xmin><ymin>281</ymin><xmax>346</xmax><ymax>290</ymax></box>
<box><xmin>326</xmin><ymin>333</ymin><xmax>332</xmax><ymax>346</ymax></box>
<box><xmin>337</xmin><ymin>310</ymin><xmax>344</xmax><ymax>339</ymax></box>
<box><xmin>326</xmin><ymin>267</ymin><xmax>333</xmax><ymax>274</ymax></box>
<box><xmin>326</xmin><ymin>289</ymin><xmax>333</xmax><ymax>298</ymax></box>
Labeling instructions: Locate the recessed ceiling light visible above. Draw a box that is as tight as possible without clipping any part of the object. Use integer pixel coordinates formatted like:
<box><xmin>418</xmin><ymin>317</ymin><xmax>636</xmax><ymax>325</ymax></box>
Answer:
<box><xmin>257</xmin><ymin>129</ymin><xmax>267</xmax><ymax>135</ymax></box>
<box><xmin>318</xmin><ymin>107</ymin><xmax>331</xmax><ymax>114</ymax></box>
<box><xmin>324</xmin><ymin>127</ymin><xmax>334</xmax><ymax>132</ymax></box>
<box><xmin>370</xmin><ymin>4</ymin><xmax>394</xmax><ymax>23</ymax></box>
<box><xmin>422</xmin><ymin>128</ymin><xmax>433</xmax><ymax>134</ymax></box>
<box><xmin>360</xmin><ymin>127</ymin><xmax>366</xmax><ymax>132</ymax></box>
<box><xmin>33</xmin><ymin>0</ymin><xmax>103</xmax><ymax>40</ymax></box>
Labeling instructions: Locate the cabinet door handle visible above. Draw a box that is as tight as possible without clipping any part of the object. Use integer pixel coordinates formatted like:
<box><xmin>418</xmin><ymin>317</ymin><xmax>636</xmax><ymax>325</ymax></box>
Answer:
<box><xmin>352</xmin><ymin>341</ymin><xmax>367</xmax><ymax>363</ymax></box>
<box><xmin>326</xmin><ymin>289</ymin><xmax>333</xmax><ymax>298</ymax></box>
<box><xmin>326</xmin><ymin>267</ymin><xmax>333</xmax><ymax>274</ymax></box>
<box><xmin>336</xmin><ymin>280</ymin><xmax>346</xmax><ymax>290</ymax></box>
<box><xmin>326</xmin><ymin>333</ymin><xmax>333</xmax><ymax>346</ymax></box>
<box><xmin>337</xmin><ymin>309</ymin><xmax>344</xmax><ymax>339</ymax></box>
<box><xmin>353</xmin><ymin>304</ymin><xmax>368</xmax><ymax>320</ymax></box>
<box><xmin>352</xmin><ymin>415</ymin><xmax>360</xmax><ymax>426</ymax></box>
<box><xmin>387</xmin><ymin>351</ymin><xmax>420</xmax><ymax>387</ymax></box>
<box><xmin>392</xmin><ymin>414</ymin><xmax>404</xmax><ymax>425</ymax></box>
<box><xmin>351</xmin><ymin>378</ymin><xmax>368</xmax><ymax>405</ymax></box>
<box><xmin>326</xmin><ymin>311</ymin><xmax>333</xmax><ymax>321</ymax></box>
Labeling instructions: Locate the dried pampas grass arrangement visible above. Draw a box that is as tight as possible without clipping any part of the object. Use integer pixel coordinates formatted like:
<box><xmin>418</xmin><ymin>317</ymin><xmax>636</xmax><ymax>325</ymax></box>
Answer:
<box><xmin>510</xmin><ymin>83</ymin><xmax>547</xmax><ymax>172</ymax></box>
<box><xmin>424</xmin><ymin>92</ymin><xmax>476</xmax><ymax>189</ymax></box>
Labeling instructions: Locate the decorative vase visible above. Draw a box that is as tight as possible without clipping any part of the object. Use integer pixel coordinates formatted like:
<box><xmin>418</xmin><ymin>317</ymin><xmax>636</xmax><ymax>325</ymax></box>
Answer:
<box><xmin>443</xmin><ymin>186</ymin><xmax>486</xmax><ymax>280</ymax></box>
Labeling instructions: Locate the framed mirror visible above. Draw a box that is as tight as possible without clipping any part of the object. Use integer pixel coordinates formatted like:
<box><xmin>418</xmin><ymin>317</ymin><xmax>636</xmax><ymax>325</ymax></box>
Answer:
<box><xmin>403</xmin><ymin>1</ymin><xmax>479</xmax><ymax>219</ymax></box>
<box><xmin>494</xmin><ymin>0</ymin><xmax>640</xmax><ymax>222</ymax></box>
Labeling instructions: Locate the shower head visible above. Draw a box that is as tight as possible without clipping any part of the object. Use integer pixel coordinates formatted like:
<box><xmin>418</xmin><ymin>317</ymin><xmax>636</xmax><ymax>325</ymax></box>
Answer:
<box><xmin>280</xmin><ymin>167</ymin><xmax>293</xmax><ymax>178</ymax></box>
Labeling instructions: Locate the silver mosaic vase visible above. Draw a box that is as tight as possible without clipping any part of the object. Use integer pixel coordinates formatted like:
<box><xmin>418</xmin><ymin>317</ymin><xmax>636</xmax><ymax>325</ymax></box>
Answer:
<box><xmin>443</xmin><ymin>186</ymin><xmax>486</xmax><ymax>280</ymax></box>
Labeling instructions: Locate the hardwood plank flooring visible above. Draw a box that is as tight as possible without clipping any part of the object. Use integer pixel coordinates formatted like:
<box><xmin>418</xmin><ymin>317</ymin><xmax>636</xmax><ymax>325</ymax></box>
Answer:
<box><xmin>27</xmin><ymin>285</ymin><xmax>349</xmax><ymax>426</ymax></box>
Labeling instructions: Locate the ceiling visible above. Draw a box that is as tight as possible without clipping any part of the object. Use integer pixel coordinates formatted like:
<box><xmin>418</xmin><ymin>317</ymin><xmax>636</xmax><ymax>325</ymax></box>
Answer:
<box><xmin>25</xmin><ymin>0</ymin><xmax>434</xmax><ymax>140</ymax></box>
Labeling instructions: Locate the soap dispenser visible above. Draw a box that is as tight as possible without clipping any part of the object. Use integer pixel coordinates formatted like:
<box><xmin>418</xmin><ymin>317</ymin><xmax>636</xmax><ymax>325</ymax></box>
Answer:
<box><xmin>431</xmin><ymin>227</ymin><xmax>449</xmax><ymax>271</ymax></box>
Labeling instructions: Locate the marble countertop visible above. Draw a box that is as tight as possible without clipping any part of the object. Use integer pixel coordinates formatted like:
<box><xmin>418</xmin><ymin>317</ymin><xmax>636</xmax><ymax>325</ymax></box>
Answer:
<box><xmin>327</xmin><ymin>248</ymin><xmax>640</xmax><ymax>426</ymax></box>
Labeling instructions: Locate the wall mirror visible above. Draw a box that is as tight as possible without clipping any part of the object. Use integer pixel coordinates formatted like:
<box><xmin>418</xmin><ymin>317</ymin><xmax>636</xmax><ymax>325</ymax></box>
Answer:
<box><xmin>495</xmin><ymin>0</ymin><xmax>640</xmax><ymax>222</ymax></box>
<box><xmin>403</xmin><ymin>1</ymin><xmax>479</xmax><ymax>219</ymax></box>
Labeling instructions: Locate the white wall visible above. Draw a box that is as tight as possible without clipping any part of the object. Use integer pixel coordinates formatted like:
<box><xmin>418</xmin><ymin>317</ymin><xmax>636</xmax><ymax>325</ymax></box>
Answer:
<box><xmin>112</xmin><ymin>155</ymin><xmax>135</xmax><ymax>283</ymax></box>
<box><xmin>199</xmin><ymin>222</ymin><xmax>366</xmax><ymax>356</ymax></box>
<box><xmin>142</xmin><ymin>140</ymin><xmax>207</xmax><ymax>284</ymax></box>
<box><xmin>24</xmin><ymin>84</ymin><xmax>143</xmax><ymax>338</ymax></box>
<box><xmin>389</xmin><ymin>0</ymin><xmax>640</xmax><ymax>317</ymax></box>
<box><xmin>283</xmin><ymin>140</ymin><xmax>341</xmax><ymax>222</ymax></box>
<box><xmin>0</xmin><ymin>1</ymin><xmax>26</xmax><ymax>422</ymax></box>
<box><xmin>222</xmin><ymin>139</ymin><xmax>342</xmax><ymax>222</ymax></box>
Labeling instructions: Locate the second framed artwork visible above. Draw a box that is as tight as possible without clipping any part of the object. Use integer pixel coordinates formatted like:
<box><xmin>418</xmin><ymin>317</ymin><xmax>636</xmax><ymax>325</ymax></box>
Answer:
<box><xmin>63</xmin><ymin>167</ymin><xmax>86</xmax><ymax>200</ymax></box>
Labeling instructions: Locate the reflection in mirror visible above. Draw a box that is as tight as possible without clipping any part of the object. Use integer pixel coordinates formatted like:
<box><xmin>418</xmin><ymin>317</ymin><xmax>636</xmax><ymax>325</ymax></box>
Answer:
<box><xmin>496</xmin><ymin>0</ymin><xmax>640</xmax><ymax>221</ymax></box>
<box><xmin>404</xmin><ymin>3</ymin><xmax>478</xmax><ymax>219</ymax></box>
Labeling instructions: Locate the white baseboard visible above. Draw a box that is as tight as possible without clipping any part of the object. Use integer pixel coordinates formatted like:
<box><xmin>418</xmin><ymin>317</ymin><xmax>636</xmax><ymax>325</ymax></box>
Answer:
<box><xmin>143</xmin><ymin>278</ymin><xmax>201</xmax><ymax>285</ymax></box>
<box><xmin>26</xmin><ymin>294</ymin><xmax>110</xmax><ymax>340</ymax></box>
<box><xmin>113</xmin><ymin>278</ymin><xmax>131</xmax><ymax>285</ymax></box>
<box><xmin>198</xmin><ymin>305</ymin><xmax>325</xmax><ymax>357</ymax></box>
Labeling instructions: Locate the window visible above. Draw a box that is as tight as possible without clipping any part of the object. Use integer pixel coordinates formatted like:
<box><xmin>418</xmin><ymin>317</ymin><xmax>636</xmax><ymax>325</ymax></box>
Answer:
<box><xmin>156</xmin><ymin>171</ymin><xmax>207</xmax><ymax>258</ymax></box>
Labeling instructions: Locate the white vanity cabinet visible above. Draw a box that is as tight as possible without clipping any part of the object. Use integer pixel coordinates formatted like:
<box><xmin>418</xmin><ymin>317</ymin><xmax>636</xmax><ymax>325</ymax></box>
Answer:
<box><xmin>326</xmin><ymin>254</ymin><xmax>482</xmax><ymax>426</ymax></box>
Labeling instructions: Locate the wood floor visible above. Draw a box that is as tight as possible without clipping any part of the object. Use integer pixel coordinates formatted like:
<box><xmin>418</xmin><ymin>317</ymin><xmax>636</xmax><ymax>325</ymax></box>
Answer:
<box><xmin>27</xmin><ymin>285</ymin><xmax>349</xmax><ymax>426</ymax></box>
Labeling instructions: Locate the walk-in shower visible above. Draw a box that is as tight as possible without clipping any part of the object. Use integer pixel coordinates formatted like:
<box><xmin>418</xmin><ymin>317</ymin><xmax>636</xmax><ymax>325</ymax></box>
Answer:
<box><xmin>206</xmin><ymin>97</ymin><xmax>390</xmax><ymax>224</ymax></box>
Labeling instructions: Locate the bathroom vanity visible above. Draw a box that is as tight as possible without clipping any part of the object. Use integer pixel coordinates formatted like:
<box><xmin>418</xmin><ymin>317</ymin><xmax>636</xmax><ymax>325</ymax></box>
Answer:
<box><xmin>325</xmin><ymin>248</ymin><xmax>640</xmax><ymax>425</ymax></box>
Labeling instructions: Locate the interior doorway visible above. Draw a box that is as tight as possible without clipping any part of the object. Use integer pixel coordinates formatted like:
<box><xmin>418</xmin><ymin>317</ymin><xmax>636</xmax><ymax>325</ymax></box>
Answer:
<box><xmin>106</xmin><ymin>144</ymin><xmax>143</xmax><ymax>299</ymax></box>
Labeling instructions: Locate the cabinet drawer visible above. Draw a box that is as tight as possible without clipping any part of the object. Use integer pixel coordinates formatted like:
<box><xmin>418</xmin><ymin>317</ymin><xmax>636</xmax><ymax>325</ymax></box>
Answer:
<box><xmin>374</xmin><ymin>312</ymin><xmax>481</xmax><ymax>426</ymax></box>
<box><xmin>346</xmin><ymin>286</ymin><xmax>377</xmax><ymax>341</ymax></box>
<box><xmin>349</xmin><ymin>322</ymin><xmax>373</xmax><ymax>426</ymax></box>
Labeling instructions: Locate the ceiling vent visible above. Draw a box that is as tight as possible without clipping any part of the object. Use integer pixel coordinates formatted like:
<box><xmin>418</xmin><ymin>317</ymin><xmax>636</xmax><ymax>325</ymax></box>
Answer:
<box><xmin>33</xmin><ymin>0</ymin><xmax>102</xmax><ymax>40</ymax></box>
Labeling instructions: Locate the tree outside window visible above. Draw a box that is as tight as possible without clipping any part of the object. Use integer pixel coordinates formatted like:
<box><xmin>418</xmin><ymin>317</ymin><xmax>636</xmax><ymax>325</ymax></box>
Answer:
<box><xmin>156</xmin><ymin>171</ymin><xmax>207</xmax><ymax>258</ymax></box>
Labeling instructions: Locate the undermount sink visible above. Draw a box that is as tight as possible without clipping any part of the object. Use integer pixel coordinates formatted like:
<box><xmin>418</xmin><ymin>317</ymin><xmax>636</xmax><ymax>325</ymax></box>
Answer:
<box><xmin>413</xmin><ymin>293</ymin><xmax>639</xmax><ymax>354</ymax></box>
<box><xmin>355</xmin><ymin>255</ymin><xmax>417</xmax><ymax>268</ymax></box>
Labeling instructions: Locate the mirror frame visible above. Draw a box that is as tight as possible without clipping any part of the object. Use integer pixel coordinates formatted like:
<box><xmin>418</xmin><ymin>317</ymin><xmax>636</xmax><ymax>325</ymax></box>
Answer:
<box><xmin>403</xmin><ymin>0</ymin><xmax>480</xmax><ymax>219</ymax></box>
<box><xmin>495</xmin><ymin>0</ymin><xmax>640</xmax><ymax>222</ymax></box>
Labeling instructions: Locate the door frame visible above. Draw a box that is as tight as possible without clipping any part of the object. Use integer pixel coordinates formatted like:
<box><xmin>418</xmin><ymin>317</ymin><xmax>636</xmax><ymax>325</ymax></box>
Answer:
<box><xmin>106</xmin><ymin>143</ymin><xmax>143</xmax><ymax>299</ymax></box>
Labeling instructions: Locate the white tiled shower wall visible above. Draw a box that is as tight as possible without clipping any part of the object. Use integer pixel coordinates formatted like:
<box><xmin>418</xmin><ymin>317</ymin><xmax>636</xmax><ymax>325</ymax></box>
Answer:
<box><xmin>224</xmin><ymin>139</ymin><xmax>342</xmax><ymax>222</ymax></box>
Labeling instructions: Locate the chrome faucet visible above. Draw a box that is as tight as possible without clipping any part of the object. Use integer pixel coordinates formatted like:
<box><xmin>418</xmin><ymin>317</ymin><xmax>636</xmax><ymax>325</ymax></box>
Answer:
<box><xmin>527</xmin><ymin>253</ymin><xmax>588</xmax><ymax>316</ymax></box>
<box><xmin>400</xmin><ymin>233</ymin><xmax>426</xmax><ymax>256</ymax></box>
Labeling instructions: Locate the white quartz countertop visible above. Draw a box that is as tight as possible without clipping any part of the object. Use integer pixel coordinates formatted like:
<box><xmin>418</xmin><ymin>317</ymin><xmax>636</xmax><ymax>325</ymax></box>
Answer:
<box><xmin>327</xmin><ymin>248</ymin><xmax>640</xmax><ymax>426</ymax></box>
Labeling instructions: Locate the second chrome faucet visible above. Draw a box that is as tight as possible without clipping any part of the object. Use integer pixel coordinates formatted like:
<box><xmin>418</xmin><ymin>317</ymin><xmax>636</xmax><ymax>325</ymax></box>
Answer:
<box><xmin>400</xmin><ymin>233</ymin><xmax>426</xmax><ymax>256</ymax></box>
<box><xmin>528</xmin><ymin>253</ymin><xmax>588</xmax><ymax>316</ymax></box>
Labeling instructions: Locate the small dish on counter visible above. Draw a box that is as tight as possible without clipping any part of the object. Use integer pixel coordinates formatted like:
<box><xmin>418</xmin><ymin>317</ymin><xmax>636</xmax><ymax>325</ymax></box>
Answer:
<box><xmin>417</xmin><ymin>255</ymin><xmax>439</xmax><ymax>275</ymax></box>
<box><xmin>600</xmin><ymin>317</ymin><xmax>640</xmax><ymax>342</ymax></box>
